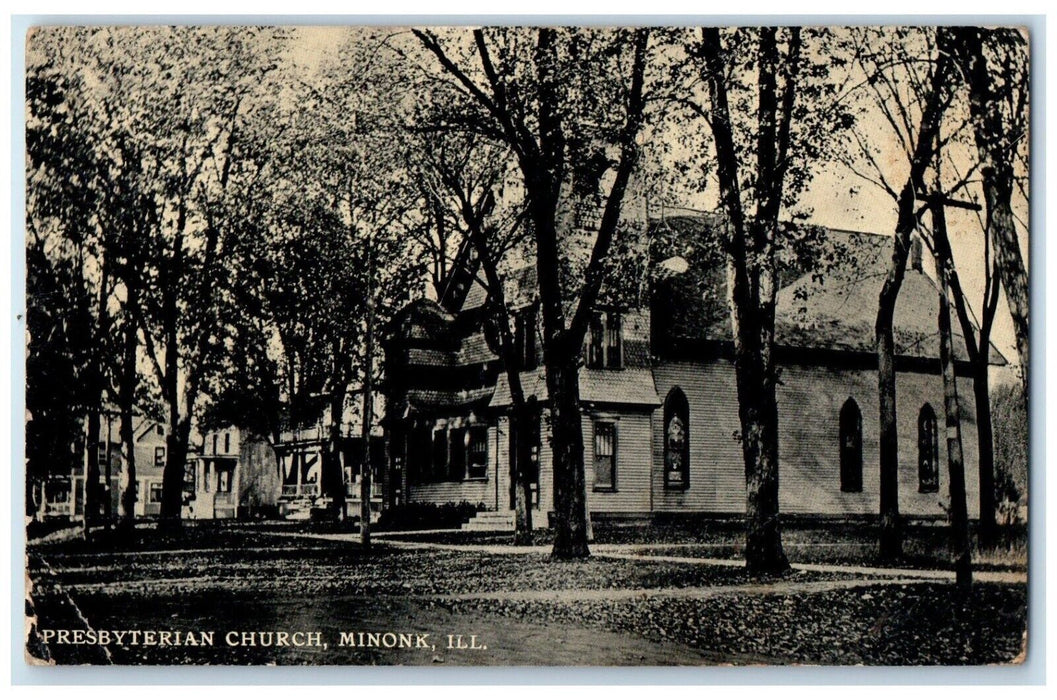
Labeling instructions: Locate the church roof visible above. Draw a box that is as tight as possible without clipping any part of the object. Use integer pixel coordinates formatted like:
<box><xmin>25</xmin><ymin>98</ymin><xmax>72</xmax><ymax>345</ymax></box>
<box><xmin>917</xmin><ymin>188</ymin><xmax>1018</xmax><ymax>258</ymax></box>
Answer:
<box><xmin>653</xmin><ymin>216</ymin><xmax>1005</xmax><ymax>365</ymax></box>
<box><xmin>388</xmin><ymin>213</ymin><xmax>1005</xmax><ymax>417</ymax></box>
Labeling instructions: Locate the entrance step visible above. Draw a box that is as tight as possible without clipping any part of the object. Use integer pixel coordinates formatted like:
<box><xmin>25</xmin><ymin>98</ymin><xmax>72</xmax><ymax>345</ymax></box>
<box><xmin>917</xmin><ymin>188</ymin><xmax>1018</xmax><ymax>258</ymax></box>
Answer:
<box><xmin>461</xmin><ymin>510</ymin><xmax>547</xmax><ymax>532</ymax></box>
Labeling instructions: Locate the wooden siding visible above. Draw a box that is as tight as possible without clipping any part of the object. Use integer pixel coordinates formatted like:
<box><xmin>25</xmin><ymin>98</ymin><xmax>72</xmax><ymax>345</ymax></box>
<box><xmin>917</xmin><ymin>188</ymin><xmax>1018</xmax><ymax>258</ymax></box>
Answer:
<box><xmin>406</xmin><ymin>421</ymin><xmax>497</xmax><ymax>508</ymax></box>
<box><xmin>652</xmin><ymin>360</ymin><xmax>981</xmax><ymax>519</ymax></box>
<box><xmin>652</xmin><ymin>362</ymin><xmax>741</xmax><ymax>512</ymax></box>
<box><xmin>582</xmin><ymin>410</ymin><xmax>654</xmax><ymax>513</ymax></box>
<box><xmin>402</xmin><ymin>358</ymin><xmax>982</xmax><ymax>520</ymax></box>
<box><xmin>407</xmin><ymin>479</ymin><xmax>492</xmax><ymax>507</ymax></box>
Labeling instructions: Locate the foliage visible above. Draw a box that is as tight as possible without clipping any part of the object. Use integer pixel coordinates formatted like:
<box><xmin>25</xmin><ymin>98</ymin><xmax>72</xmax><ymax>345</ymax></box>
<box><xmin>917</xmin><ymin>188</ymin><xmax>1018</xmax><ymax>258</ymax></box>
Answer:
<box><xmin>375</xmin><ymin>501</ymin><xmax>484</xmax><ymax>531</ymax></box>
<box><xmin>991</xmin><ymin>381</ymin><xmax>1028</xmax><ymax>518</ymax></box>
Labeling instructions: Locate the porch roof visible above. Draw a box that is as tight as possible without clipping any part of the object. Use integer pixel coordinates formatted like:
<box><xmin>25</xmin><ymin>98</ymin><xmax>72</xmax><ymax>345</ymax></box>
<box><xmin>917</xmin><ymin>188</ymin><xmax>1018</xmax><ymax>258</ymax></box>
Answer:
<box><xmin>489</xmin><ymin>367</ymin><xmax>660</xmax><ymax>409</ymax></box>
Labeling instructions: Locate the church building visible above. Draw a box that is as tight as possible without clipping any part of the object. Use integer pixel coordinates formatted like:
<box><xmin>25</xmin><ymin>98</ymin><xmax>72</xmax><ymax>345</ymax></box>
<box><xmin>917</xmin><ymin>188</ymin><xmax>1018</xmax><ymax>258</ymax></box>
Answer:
<box><xmin>383</xmin><ymin>214</ymin><xmax>1004</xmax><ymax>526</ymax></box>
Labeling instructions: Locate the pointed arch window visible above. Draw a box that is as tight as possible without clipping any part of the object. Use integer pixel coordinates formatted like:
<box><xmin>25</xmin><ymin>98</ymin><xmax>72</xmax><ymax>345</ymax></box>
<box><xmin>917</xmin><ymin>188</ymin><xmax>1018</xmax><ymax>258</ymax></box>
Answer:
<box><xmin>664</xmin><ymin>387</ymin><xmax>690</xmax><ymax>489</ymax></box>
<box><xmin>918</xmin><ymin>404</ymin><xmax>939</xmax><ymax>493</ymax></box>
<box><xmin>839</xmin><ymin>398</ymin><xmax>863</xmax><ymax>493</ymax></box>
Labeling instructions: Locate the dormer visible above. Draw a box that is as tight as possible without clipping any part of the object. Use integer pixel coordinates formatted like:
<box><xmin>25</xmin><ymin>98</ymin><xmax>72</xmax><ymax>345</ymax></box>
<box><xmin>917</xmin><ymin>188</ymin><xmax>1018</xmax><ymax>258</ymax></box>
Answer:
<box><xmin>585</xmin><ymin>310</ymin><xmax>623</xmax><ymax>370</ymax></box>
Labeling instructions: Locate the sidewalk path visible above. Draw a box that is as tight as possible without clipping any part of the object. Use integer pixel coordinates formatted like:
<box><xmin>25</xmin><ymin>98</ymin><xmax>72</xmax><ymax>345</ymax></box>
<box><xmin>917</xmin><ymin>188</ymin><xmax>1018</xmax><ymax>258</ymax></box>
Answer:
<box><xmin>262</xmin><ymin>529</ymin><xmax>1028</xmax><ymax>586</ymax></box>
<box><xmin>431</xmin><ymin>577</ymin><xmax>928</xmax><ymax>602</ymax></box>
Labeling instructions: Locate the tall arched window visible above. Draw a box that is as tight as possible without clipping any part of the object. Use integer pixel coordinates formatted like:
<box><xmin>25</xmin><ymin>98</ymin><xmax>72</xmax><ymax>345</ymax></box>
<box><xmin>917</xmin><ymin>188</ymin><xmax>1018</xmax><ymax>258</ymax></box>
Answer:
<box><xmin>840</xmin><ymin>398</ymin><xmax>863</xmax><ymax>493</ymax></box>
<box><xmin>664</xmin><ymin>387</ymin><xmax>690</xmax><ymax>489</ymax></box>
<box><xmin>918</xmin><ymin>404</ymin><xmax>939</xmax><ymax>493</ymax></box>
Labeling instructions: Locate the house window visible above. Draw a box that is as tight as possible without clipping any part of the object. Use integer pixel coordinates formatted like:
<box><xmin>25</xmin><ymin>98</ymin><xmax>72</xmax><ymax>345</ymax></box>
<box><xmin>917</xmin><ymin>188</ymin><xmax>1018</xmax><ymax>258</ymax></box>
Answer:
<box><xmin>156</xmin><ymin>425</ymin><xmax>164</xmax><ymax>436</ymax></box>
<box><xmin>514</xmin><ymin>306</ymin><xmax>537</xmax><ymax>371</ymax></box>
<box><xmin>586</xmin><ymin>311</ymin><xmax>622</xmax><ymax>369</ymax></box>
<box><xmin>587</xmin><ymin>313</ymin><xmax>605</xmax><ymax>369</ymax></box>
<box><xmin>839</xmin><ymin>398</ymin><xmax>863</xmax><ymax>493</ymax></box>
<box><xmin>224</xmin><ymin>432</ymin><xmax>231</xmax><ymax>453</ymax></box>
<box><xmin>664</xmin><ymin>387</ymin><xmax>690</xmax><ymax>489</ymax></box>
<box><xmin>449</xmin><ymin>427</ymin><xmax>467</xmax><ymax>481</ymax></box>
<box><xmin>408</xmin><ymin>427</ymin><xmax>431</xmax><ymax>484</ymax></box>
<box><xmin>154</xmin><ymin>446</ymin><xmax>166</xmax><ymax>467</ymax></box>
<box><xmin>593</xmin><ymin>421</ymin><xmax>617</xmax><ymax>490</ymax></box>
<box><xmin>432</xmin><ymin>429</ymin><xmax>449</xmax><ymax>481</ymax></box>
<box><xmin>468</xmin><ymin>426</ymin><xmax>488</xmax><ymax>479</ymax></box>
<box><xmin>918</xmin><ymin>404</ymin><xmax>939</xmax><ymax>493</ymax></box>
<box><xmin>217</xmin><ymin>469</ymin><xmax>232</xmax><ymax>493</ymax></box>
<box><xmin>212</xmin><ymin>434</ymin><xmax>218</xmax><ymax>455</ymax></box>
<box><xmin>605</xmin><ymin>311</ymin><xmax>622</xmax><ymax>369</ymax></box>
<box><xmin>149</xmin><ymin>482</ymin><xmax>163</xmax><ymax>503</ymax></box>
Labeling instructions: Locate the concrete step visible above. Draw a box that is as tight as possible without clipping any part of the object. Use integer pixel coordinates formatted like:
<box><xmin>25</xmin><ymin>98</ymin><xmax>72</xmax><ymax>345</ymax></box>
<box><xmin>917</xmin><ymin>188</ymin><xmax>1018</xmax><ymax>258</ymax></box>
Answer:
<box><xmin>461</xmin><ymin>510</ymin><xmax>548</xmax><ymax>531</ymax></box>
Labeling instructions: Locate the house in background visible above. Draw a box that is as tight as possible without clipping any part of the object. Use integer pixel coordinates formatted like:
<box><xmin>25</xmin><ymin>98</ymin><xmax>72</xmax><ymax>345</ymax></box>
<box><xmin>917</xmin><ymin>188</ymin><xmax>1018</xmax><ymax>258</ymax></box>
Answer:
<box><xmin>130</xmin><ymin>416</ymin><xmax>171</xmax><ymax>518</ymax></box>
<box><xmin>34</xmin><ymin>412</ymin><xmax>174</xmax><ymax>522</ymax></box>
<box><xmin>384</xmin><ymin>213</ymin><xmax>1006</xmax><ymax>527</ymax></box>
<box><xmin>273</xmin><ymin>403</ymin><xmax>386</xmax><ymax>521</ymax></box>
<box><xmin>33</xmin><ymin>410</ymin><xmax>121</xmax><ymax>521</ymax></box>
<box><xmin>185</xmin><ymin>428</ymin><xmax>241</xmax><ymax>520</ymax></box>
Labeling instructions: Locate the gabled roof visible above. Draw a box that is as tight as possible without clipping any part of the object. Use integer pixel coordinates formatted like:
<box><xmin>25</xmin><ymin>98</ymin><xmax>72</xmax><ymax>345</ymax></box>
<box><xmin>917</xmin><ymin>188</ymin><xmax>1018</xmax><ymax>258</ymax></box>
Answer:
<box><xmin>652</xmin><ymin>216</ymin><xmax>1006</xmax><ymax>365</ymax></box>
<box><xmin>775</xmin><ymin>230</ymin><xmax>1005</xmax><ymax>364</ymax></box>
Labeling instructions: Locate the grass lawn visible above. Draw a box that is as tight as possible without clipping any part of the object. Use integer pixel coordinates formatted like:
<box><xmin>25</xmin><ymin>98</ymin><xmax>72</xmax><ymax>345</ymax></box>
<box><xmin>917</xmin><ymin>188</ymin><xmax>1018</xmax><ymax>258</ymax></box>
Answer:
<box><xmin>384</xmin><ymin>519</ymin><xmax>1028</xmax><ymax>572</ymax></box>
<box><xmin>26</xmin><ymin>522</ymin><xmax>1027</xmax><ymax>666</ymax></box>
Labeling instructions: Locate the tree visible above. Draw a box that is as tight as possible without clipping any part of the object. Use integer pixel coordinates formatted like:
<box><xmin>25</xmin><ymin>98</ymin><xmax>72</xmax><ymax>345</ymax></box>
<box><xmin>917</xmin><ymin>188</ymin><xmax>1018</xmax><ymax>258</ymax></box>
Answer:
<box><xmin>949</xmin><ymin>28</ymin><xmax>1030</xmax><ymax>392</ymax></box>
<box><xmin>927</xmin><ymin>162</ymin><xmax>1004</xmax><ymax>544</ymax></box>
<box><xmin>844</xmin><ymin>27</ymin><xmax>959</xmax><ymax>561</ymax></box>
<box><xmin>84</xmin><ymin>27</ymin><xmax>288</xmax><ymax>528</ymax></box>
<box><xmin>674</xmin><ymin>27</ymin><xmax>852</xmax><ymax>574</ymax></box>
<box><xmin>929</xmin><ymin>191</ymin><xmax>973</xmax><ymax>590</ymax></box>
<box><xmin>26</xmin><ymin>32</ymin><xmax>127</xmax><ymax>534</ymax></box>
<box><xmin>411</xmin><ymin>129</ymin><xmax>537</xmax><ymax>543</ymax></box>
<box><xmin>415</xmin><ymin>27</ymin><xmax>651</xmax><ymax>559</ymax></box>
<box><xmin>202</xmin><ymin>30</ymin><xmax>426</xmax><ymax>535</ymax></box>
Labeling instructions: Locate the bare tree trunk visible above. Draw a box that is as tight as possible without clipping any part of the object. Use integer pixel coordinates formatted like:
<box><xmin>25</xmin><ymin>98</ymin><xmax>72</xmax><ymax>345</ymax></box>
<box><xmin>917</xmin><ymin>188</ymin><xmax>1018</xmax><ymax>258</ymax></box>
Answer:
<box><xmin>973</xmin><ymin>359</ymin><xmax>997</xmax><ymax>543</ymax></box>
<box><xmin>931</xmin><ymin>195</ymin><xmax>1001</xmax><ymax>544</ymax></box>
<box><xmin>549</xmin><ymin>359</ymin><xmax>590</xmax><ymax>559</ymax></box>
<box><xmin>952</xmin><ymin>27</ymin><xmax>1029</xmax><ymax>390</ymax></box>
<box><xmin>360</xmin><ymin>240</ymin><xmax>376</xmax><ymax>549</ymax></box>
<box><xmin>511</xmin><ymin>403</ymin><xmax>535</xmax><ymax>546</ymax></box>
<box><xmin>874</xmin><ymin>34</ymin><xmax>956</xmax><ymax>562</ymax></box>
<box><xmin>875</xmin><ymin>210</ymin><xmax>909</xmax><ymax>562</ymax></box>
<box><xmin>934</xmin><ymin>202</ymin><xmax>973</xmax><ymax>591</ymax></box>
<box><xmin>699</xmin><ymin>27</ymin><xmax>794</xmax><ymax>575</ymax></box>
<box><xmin>160</xmin><ymin>413</ymin><xmax>192</xmax><ymax>529</ymax></box>
<box><xmin>986</xmin><ymin>192</ymin><xmax>1028</xmax><ymax>391</ymax></box>
<box><xmin>118</xmin><ymin>366</ymin><xmax>137</xmax><ymax>535</ymax></box>
<box><xmin>323</xmin><ymin>338</ymin><xmax>348</xmax><ymax>521</ymax></box>
<box><xmin>737</xmin><ymin>362</ymin><xmax>788</xmax><ymax>574</ymax></box>
<box><xmin>83</xmin><ymin>406</ymin><xmax>101</xmax><ymax>539</ymax></box>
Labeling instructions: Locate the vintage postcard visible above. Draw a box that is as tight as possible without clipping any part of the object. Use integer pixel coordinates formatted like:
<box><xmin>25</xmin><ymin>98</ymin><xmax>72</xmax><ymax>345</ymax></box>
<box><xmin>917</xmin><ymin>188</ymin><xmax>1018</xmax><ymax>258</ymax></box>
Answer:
<box><xmin>23</xmin><ymin>24</ymin><xmax>1029</xmax><ymax>666</ymax></box>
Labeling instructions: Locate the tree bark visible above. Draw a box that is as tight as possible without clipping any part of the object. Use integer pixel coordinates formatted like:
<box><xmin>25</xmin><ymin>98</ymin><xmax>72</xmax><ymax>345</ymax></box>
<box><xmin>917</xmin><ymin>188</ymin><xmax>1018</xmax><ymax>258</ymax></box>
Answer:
<box><xmin>360</xmin><ymin>239</ymin><xmax>376</xmax><ymax>549</ymax></box>
<box><xmin>511</xmin><ymin>399</ymin><xmax>538</xmax><ymax>545</ymax></box>
<box><xmin>116</xmin><ymin>302</ymin><xmax>139</xmax><ymax>534</ymax></box>
<box><xmin>935</xmin><ymin>202</ymin><xmax>973</xmax><ymax>591</ymax></box>
<box><xmin>973</xmin><ymin>360</ymin><xmax>997</xmax><ymax>542</ymax></box>
<box><xmin>548</xmin><ymin>358</ymin><xmax>590</xmax><ymax>559</ymax></box>
<box><xmin>414</xmin><ymin>27</ymin><xmax>649</xmax><ymax>560</ymax></box>
<box><xmin>930</xmin><ymin>194</ymin><xmax>1001</xmax><ymax>544</ymax></box>
<box><xmin>83</xmin><ymin>406</ymin><xmax>101</xmax><ymax>539</ymax></box>
<box><xmin>952</xmin><ymin>28</ymin><xmax>1029</xmax><ymax>390</ymax></box>
<box><xmin>323</xmin><ymin>338</ymin><xmax>349</xmax><ymax>520</ymax></box>
<box><xmin>875</xmin><ymin>203</ymin><xmax>909</xmax><ymax>562</ymax></box>
<box><xmin>160</xmin><ymin>408</ymin><xmax>192</xmax><ymax>529</ymax></box>
<box><xmin>735</xmin><ymin>353</ymin><xmax>788</xmax><ymax>575</ymax></box>
<box><xmin>699</xmin><ymin>27</ymin><xmax>792</xmax><ymax>575</ymax></box>
<box><xmin>874</xmin><ymin>32</ymin><xmax>955</xmax><ymax>562</ymax></box>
